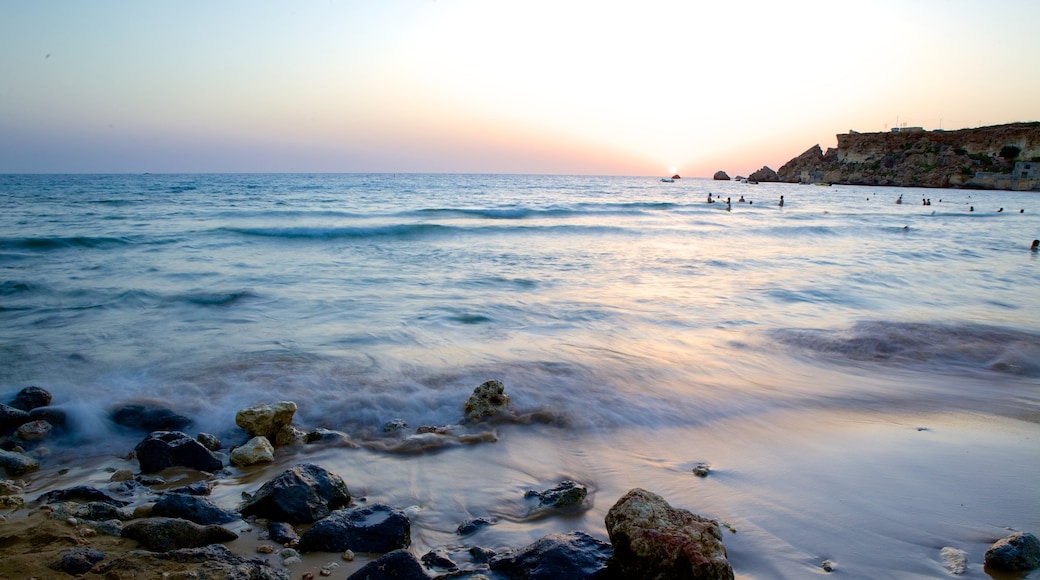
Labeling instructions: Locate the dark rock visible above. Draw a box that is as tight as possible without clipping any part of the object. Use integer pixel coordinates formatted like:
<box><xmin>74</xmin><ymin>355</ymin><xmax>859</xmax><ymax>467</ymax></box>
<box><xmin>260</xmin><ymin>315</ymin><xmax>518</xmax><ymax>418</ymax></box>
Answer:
<box><xmin>0</xmin><ymin>448</ymin><xmax>38</xmax><ymax>476</ymax></box>
<box><xmin>490</xmin><ymin>531</ymin><xmax>613</xmax><ymax>580</ymax></box>
<box><xmin>0</xmin><ymin>403</ymin><xmax>29</xmax><ymax>435</ymax></box>
<box><xmin>37</xmin><ymin>485</ymin><xmax>130</xmax><ymax>507</ymax></box>
<box><xmin>605</xmin><ymin>488</ymin><xmax>734</xmax><ymax>580</ymax></box>
<box><xmin>9</xmin><ymin>386</ymin><xmax>52</xmax><ymax>411</ymax></box>
<box><xmin>239</xmin><ymin>463</ymin><xmax>350</xmax><ymax>525</ymax></box>
<box><xmin>469</xmin><ymin>545</ymin><xmax>497</xmax><ymax>563</ymax></box>
<box><xmin>985</xmin><ymin>531</ymin><xmax>1040</xmax><ymax>572</ymax></box>
<box><xmin>168</xmin><ymin>480</ymin><xmax>214</xmax><ymax>496</ymax></box>
<box><xmin>748</xmin><ymin>166</ymin><xmax>780</xmax><ymax>182</ymax></box>
<box><xmin>347</xmin><ymin>549</ymin><xmax>426</xmax><ymax>580</ymax></box>
<box><xmin>527</xmin><ymin>480</ymin><xmax>588</xmax><ymax>509</ymax></box>
<box><xmin>303</xmin><ymin>427</ymin><xmax>355</xmax><ymax>445</ymax></box>
<box><xmin>28</xmin><ymin>407</ymin><xmax>67</xmax><ymax>430</ymax></box>
<box><xmin>421</xmin><ymin>548</ymin><xmax>457</xmax><ymax>571</ymax></box>
<box><xmin>298</xmin><ymin>504</ymin><xmax>410</xmax><ymax>554</ymax></box>
<box><xmin>107</xmin><ymin>544</ymin><xmax>288</xmax><ymax>580</ymax></box>
<box><xmin>72</xmin><ymin>501</ymin><xmax>133</xmax><ymax>521</ymax></box>
<box><xmin>134</xmin><ymin>430</ymin><xmax>223</xmax><ymax>474</ymax></box>
<box><xmin>713</xmin><ymin>171</ymin><xmax>731</xmax><ymax>181</ymax></box>
<box><xmin>268</xmin><ymin>521</ymin><xmax>300</xmax><ymax>545</ymax></box>
<box><xmin>456</xmin><ymin>517</ymin><xmax>494</xmax><ymax>535</ymax></box>
<box><xmin>121</xmin><ymin>517</ymin><xmax>238</xmax><ymax>552</ymax></box>
<box><xmin>135</xmin><ymin>474</ymin><xmax>166</xmax><ymax>486</ymax></box>
<box><xmin>112</xmin><ymin>403</ymin><xmax>192</xmax><ymax>432</ymax></box>
<box><xmin>152</xmin><ymin>492</ymin><xmax>239</xmax><ymax>525</ymax></box>
<box><xmin>49</xmin><ymin>547</ymin><xmax>105</xmax><ymax>575</ymax></box>
<box><xmin>463</xmin><ymin>379</ymin><xmax>511</xmax><ymax>423</ymax></box>
<box><xmin>196</xmin><ymin>432</ymin><xmax>221</xmax><ymax>451</ymax></box>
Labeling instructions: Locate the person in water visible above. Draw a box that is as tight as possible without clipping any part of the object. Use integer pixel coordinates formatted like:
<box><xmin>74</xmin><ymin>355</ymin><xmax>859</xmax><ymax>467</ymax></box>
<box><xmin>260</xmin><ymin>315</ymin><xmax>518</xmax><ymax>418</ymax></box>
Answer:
<box><xmin>738</xmin><ymin>195</ymin><xmax>745</xmax><ymax>203</ymax></box>
<box><xmin>778</xmin><ymin>195</ymin><xmax>784</xmax><ymax>208</ymax></box>
<box><xmin>726</xmin><ymin>197</ymin><xmax>732</xmax><ymax>211</ymax></box>
<box><xmin>1032</xmin><ymin>239</ymin><xmax>1039</xmax><ymax>251</ymax></box>
<box><xmin>707</xmin><ymin>193</ymin><xmax>714</xmax><ymax>204</ymax></box>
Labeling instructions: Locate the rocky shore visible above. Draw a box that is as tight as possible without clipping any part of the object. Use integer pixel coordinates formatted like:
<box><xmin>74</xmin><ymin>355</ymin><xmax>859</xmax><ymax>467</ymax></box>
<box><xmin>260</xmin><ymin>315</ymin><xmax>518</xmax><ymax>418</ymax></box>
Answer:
<box><xmin>2</xmin><ymin>382</ymin><xmax>1038</xmax><ymax>579</ymax></box>
<box><xmin>756</xmin><ymin>122</ymin><xmax>1040</xmax><ymax>190</ymax></box>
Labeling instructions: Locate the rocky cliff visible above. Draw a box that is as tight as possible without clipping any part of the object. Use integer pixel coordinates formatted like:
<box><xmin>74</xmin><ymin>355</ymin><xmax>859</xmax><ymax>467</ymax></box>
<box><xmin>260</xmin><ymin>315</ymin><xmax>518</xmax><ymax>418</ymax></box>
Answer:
<box><xmin>776</xmin><ymin>122</ymin><xmax>1040</xmax><ymax>190</ymax></box>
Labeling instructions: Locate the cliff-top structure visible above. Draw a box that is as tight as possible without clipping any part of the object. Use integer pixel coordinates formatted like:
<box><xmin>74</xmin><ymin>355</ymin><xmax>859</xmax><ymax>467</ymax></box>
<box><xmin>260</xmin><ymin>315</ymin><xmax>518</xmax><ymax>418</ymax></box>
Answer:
<box><xmin>776</xmin><ymin>122</ymin><xmax>1040</xmax><ymax>190</ymax></box>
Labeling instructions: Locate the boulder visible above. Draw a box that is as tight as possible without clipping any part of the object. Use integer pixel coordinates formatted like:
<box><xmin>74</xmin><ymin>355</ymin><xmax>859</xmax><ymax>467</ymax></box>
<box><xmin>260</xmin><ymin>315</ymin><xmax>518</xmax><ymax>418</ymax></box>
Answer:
<box><xmin>605</xmin><ymin>488</ymin><xmax>734</xmax><ymax>580</ymax></box>
<box><xmin>0</xmin><ymin>448</ymin><xmax>39</xmax><ymax>476</ymax></box>
<box><xmin>49</xmin><ymin>547</ymin><xmax>105</xmax><ymax>575</ymax></box>
<box><xmin>235</xmin><ymin>401</ymin><xmax>297</xmax><ymax>439</ymax></box>
<box><xmin>985</xmin><ymin>532</ymin><xmax>1040</xmax><ymax>572</ymax></box>
<box><xmin>111</xmin><ymin>403</ymin><xmax>192</xmax><ymax>432</ymax></box>
<box><xmin>121</xmin><ymin>517</ymin><xmax>238</xmax><ymax>552</ymax></box>
<box><xmin>298</xmin><ymin>504</ymin><xmax>411</xmax><ymax>553</ymax></box>
<box><xmin>0</xmin><ymin>403</ymin><xmax>29</xmax><ymax>435</ymax></box>
<box><xmin>133</xmin><ymin>431</ymin><xmax>223</xmax><ymax>474</ymax></box>
<box><xmin>168</xmin><ymin>480</ymin><xmax>214</xmax><ymax>496</ymax></box>
<box><xmin>273</xmin><ymin>424</ymin><xmax>304</xmax><ymax>446</ymax></box>
<box><xmin>239</xmin><ymin>463</ymin><xmax>350</xmax><ymax>525</ymax></box>
<box><xmin>463</xmin><ymin>379</ymin><xmax>511</xmax><ymax>423</ymax></box>
<box><xmin>230</xmin><ymin>435</ymin><xmax>275</xmax><ymax>467</ymax></box>
<box><xmin>15</xmin><ymin>419</ymin><xmax>51</xmax><ymax>441</ymax></box>
<box><xmin>456</xmin><ymin>517</ymin><xmax>494</xmax><ymax>535</ymax></box>
<box><xmin>713</xmin><ymin>171</ymin><xmax>731</xmax><ymax>181</ymax></box>
<box><xmin>28</xmin><ymin>407</ymin><xmax>67</xmax><ymax>430</ymax></box>
<box><xmin>940</xmin><ymin>546</ymin><xmax>968</xmax><ymax>575</ymax></box>
<box><xmin>106</xmin><ymin>544</ymin><xmax>288</xmax><ymax>579</ymax></box>
<box><xmin>196</xmin><ymin>432</ymin><xmax>221</xmax><ymax>451</ymax></box>
<box><xmin>151</xmin><ymin>493</ymin><xmax>239</xmax><ymax>525</ymax></box>
<box><xmin>490</xmin><ymin>531</ymin><xmax>613</xmax><ymax>580</ymax></box>
<box><xmin>748</xmin><ymin>166</ymin><xmax>780</xmax><ymax>182</ymax></box>
<box><xmin>9</xmin><ymin>386</ymin><xmax>52</xmax><ymax>411</ymax></box>
<box><xmin>347</xmin><ymin>549</ymin><xmax>426</xmax><ymax>580</ymax></box>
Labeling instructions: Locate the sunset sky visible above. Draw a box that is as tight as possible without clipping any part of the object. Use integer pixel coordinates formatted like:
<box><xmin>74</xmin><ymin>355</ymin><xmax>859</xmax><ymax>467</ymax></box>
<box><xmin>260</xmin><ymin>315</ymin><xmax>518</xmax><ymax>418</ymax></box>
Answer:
<box><xmin>3</xmin><ymin>0</ymin><xmax>1039</xmax><ymax>177</ymax></box>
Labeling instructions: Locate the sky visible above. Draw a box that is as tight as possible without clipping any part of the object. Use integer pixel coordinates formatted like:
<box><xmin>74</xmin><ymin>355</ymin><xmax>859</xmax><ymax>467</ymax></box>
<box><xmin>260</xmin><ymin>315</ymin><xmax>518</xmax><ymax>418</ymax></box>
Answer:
<box><xmin>2</xmin><ymin>0</ymin><xmax>1039</xmax><ymax>177</ymax></box>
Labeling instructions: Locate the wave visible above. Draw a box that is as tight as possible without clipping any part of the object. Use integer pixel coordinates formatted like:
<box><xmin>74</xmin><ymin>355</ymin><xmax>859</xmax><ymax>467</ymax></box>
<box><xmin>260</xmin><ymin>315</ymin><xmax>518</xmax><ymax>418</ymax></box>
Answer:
<box><xmin>772</xmin><ymin>320</ymin><xmax>1040</xmax><ymax>376</ymax></box>
<box><xmin>223</xmin><ymin>223</ymin><xmax>629</xmax><ymax>240</ymax></box>
<box><xmin>0</xmin><ymin>236</ymin><xmax>137</xmax><ymax>251</ymax></box>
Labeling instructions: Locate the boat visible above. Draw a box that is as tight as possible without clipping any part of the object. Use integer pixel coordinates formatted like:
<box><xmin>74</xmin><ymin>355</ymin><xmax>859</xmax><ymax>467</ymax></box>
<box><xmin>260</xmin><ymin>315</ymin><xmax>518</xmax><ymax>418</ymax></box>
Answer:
<box><xmin>660</xmin><ymin>178</ymin><xmax>675</xmax><ymax>183</ymax></box>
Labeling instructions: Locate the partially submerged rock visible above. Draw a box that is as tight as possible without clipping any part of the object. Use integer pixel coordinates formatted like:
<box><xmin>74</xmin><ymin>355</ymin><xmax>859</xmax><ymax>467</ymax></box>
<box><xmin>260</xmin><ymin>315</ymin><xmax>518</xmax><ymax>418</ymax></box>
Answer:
<box><xmin>230</xmin><ymin>435</ymin><xmax>275</xmax><ymax>467</ymax></box>
<box><xmin>9</xmin><ymin>386</ymin><xmax>53</xmax><ymax>412</ymax></box>
<box><xmin>111</xmin><ymin>403</ymin><xmax>192</xmax><ymax>432</ymax></box>
<box><xmin>106</xmin><ymin>544</ymin><xmax>288</xmax><ymax>579</ymax></box>
<box><xmin>134</xmin><ymin>430</ymin><xmax>223</xmax><ymax>474</ymax></box>
<box><xmin>940</xmin><ymin>546</ymin><xmax>968</xmax><ymax>575</ymax></box>
<box><xmin>713</xmin><ymin>170</ymin><xmax>731</xmax><ymax>181</ymax></box>
<box><xmin>526</xmin><ymin>480</ymin><xmax>588</xmax><ymax>509</ymax></box>
<box><xmin>985</xmin><ymin>531</ymin><xmax>1040</xmax><ymax>572</ymax></box>
<box><xmin>605</xmin><ymin>488</ymin><xmax>734</xmax><ymax>580</ymax></box>
<box><xmin>490</xmin><ymin>531</ymin><xmax>612</xmax><ymax>580</ymax></box>
<box><xmin>463</xmin><ymin>379</ymin><xmax>511</xmax><ymax>423</ymax></box>
<box><xmin>151</xmin><ymin>493</ymin><xmax>238</xmax><ymax>525</ymax></box>
<box><xmin>298</xmin><ymin>504</ymin><xmax>411</xmax><ymax>554</ymax></box>
<box><xmin>239</xmin><ymin>463</ymin><xmax>350</xmax><ymax>525</ymax></box>
<box><xmin>347</xmin><ymin>549</ymin><xmax>425</xmax><ymax>580</ymax></box>
<box><xmin>0</xmin><ymin>448</ymin><xmax>40</xmax><ymax>476</ymax></box>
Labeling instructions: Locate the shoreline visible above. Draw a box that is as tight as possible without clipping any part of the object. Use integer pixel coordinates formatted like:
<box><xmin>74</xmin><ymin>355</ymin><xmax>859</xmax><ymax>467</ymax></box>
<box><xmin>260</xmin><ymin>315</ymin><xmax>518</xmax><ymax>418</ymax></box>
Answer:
<box><xmin>3</xmin><ymin>399</ymin><xmax>1038</xmax><ymax>579</ymax></box>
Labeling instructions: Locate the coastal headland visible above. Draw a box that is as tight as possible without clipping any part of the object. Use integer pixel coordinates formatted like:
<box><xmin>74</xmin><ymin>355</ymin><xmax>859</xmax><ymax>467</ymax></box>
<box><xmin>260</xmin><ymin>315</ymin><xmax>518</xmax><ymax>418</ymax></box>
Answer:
<box><xmin>749</xmin><ymin>122</ymin><xmax>1040</xmax><ymax>190</ymax></box>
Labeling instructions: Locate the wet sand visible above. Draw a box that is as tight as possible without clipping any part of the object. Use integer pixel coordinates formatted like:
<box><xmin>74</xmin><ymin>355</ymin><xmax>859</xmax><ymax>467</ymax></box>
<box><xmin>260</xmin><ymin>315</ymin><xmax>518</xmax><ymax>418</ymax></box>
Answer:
<box><xmin>2</xmin><ymin>406</ymin><xmax>1037</xmax><ymax>579</ymax></box>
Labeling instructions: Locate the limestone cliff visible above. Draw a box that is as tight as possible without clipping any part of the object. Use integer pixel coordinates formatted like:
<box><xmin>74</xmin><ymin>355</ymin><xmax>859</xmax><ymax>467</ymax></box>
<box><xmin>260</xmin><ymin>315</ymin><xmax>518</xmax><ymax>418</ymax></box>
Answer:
<box><xmin>776</xmin><ymin>122</ymin><xmax>1040</xmax><ymax>190</ymax></box>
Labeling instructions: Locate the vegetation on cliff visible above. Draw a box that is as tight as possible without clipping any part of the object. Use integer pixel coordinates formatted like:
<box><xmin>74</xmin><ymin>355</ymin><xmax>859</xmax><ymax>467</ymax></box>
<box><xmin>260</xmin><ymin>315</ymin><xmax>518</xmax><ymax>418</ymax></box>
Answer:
<box><xmin>776</xmin><ymin>122</ymin><xmax>1040</xmax><ymax>189</ymax></box>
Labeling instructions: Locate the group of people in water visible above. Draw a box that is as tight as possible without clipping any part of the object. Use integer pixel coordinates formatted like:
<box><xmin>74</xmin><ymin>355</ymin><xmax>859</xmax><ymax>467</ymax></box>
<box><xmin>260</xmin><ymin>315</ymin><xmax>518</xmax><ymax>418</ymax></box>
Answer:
<box><xmin>706</xmin><ymin>192</ymin><xmax>777</xmax><ymax>211</ymax></box>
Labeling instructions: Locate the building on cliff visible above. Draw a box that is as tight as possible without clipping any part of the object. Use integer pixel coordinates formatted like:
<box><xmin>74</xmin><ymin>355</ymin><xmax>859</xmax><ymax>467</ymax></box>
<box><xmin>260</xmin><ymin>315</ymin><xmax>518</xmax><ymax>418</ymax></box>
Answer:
<box><xmin>776</xmin><ymin>122</ymin><xmax>1040</xmax><ymax>190</ymax></box>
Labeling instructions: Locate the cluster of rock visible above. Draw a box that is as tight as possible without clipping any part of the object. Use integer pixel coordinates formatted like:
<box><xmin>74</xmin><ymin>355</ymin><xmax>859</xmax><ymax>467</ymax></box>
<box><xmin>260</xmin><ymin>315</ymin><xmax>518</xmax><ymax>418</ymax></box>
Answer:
<box><xmin>3</xmin><ymin>380</ymin><xmax>1038</xmax><ymax>578</ymax></box>
<box><xmin>775</xmin><ymin>122</ymin><xmax>1040</xmax><ymax>189</ymax></box>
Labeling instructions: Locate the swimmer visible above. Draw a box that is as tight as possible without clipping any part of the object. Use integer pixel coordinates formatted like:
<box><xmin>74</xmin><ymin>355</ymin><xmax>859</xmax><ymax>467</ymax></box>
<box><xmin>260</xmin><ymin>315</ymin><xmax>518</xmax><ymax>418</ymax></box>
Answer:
<box><xmin>998</xmin><ymin>208</ymin><xmax>1004</xmax><ymax>213</ymax></box>
<box><xmin>738</xmin><ymin>195</ymin><xmax>745</xmax><ymax>203</ymax></box>
<box><xmin>970</xmin><ymin>206</ymin><xmax>974</xmax><ymax>212</ymax></box>
<box><xmin>778</xmin><ymin>195</ymin><xmax>784</xmax><ymax>208</ymax></box>
<box><xmin>896</xmin><ymin>194</ymin><xmax>902</xmax><ymax>205</ymax></box>
<box><xmin>726</xmin><ymin>197</ymin><xmax>732</xmax><ymax>211</ymax></box>
<box><xmin>1033</xmin><ymin>239</ymin><xmax>1039</xmax><ymax>251</ymax></box>
<box><xmin>707</xmin><ymin>193</ymin><xmax>714</xmax><ymax>204</ymax></box>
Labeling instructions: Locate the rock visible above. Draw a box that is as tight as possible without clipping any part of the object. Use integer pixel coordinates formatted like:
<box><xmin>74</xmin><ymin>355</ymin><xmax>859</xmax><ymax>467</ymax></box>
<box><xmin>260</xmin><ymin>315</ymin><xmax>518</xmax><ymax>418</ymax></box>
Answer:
<box><xmin>236</xmin><ymin>401</ymin><xmax>298</xmax><ymax>439</ymax></box>
<box><xmin>0</xmin><ymin>448</ymin><xmax>39</xmax><ymax>476</ymax></box>
<box><xmin>347</xmin><ymin>549</ymin><xmax>426</xmax><ymax>580</ymax></box>
<box><xmin>383</xmin><ymin>419</ymin><xmax>408</xmax><ymax>432</ymax></box>
<box><xmin>111</xmin><ymin>403</ymin><xmax>192</xmax><ymax>432</ymax></box>
<box><xmin>134</xmin><ymin>430</ymin><xmax>223</xmax><ymax>474</ymax></box>
<box><xmin>605</xmin><ymin>488</ymin><xmax>734</xmax><ymax>580</ymax></box>
<box><xmin>985</xmin><ymin>531</ymin><xmax>1040</xmax><ymax>572</ymax></box>
<box><xmin>298</xmin><ymin>504</ymin><xmax>411</xmax><ymax>554</ymax></box>
<box><xmin>9</xmin><ymin>387</ymin><xmax>53</xmax><ymax>411</ymax></box>
<box><xmin>713</xmin><ymin>171</ymin><xmax>731</xmax><ymax>181</ymax></box>
<box><xmin>274</xmin><ymin>424</ymin><xmax>304</xmax><ymax>446</ymax></box>
<box><xmin>64</xmin><ymin>501</ymin><xmax>134</xmax><ymax>522</ymax></box>
<box><xmin>421</xmin><ymin>548</ymin><xmax>457</xmax><ymax>571</ymax></box>
<box><xmin>0</xmin><ymin>404</ymin><xmax>29</xmax><ymax>435</ymax></box>
<box><xmin>269</xmin><ymin>521</ymin><xmax>300</xmax><ymax>545</ymax></box>
<box><xmin>106</xmin><ymin>544</ymin><xmax>289</xmax><ymax>580</ymax></box>
<box><xmin>151</xmin><ymin>492</ymin><xmax>239</xmax><ymax>525</ymax></box>
<box><xmin>28</xmin><ymin>407</ymin><xmax>67</xmax><ymax>430</ymax></box>
<box><xmin>526</xmin><ymin>480</ymin><xmax>588</xmax><ymax>509</ymax></box>
<box><xmin>239</xmin><ymin>463</ymin><xmax>350</xmax><ymax>525</ymax></box>
<box><xmin>196</xmin><ymin>432</ymin><xmax>221</xmax><ymax>451</ymax></box>
<box><xmin>49</xmin><ymin>547</ymin><xmax>105</xmax><ymax>575</ymax></box>
<box><xmin>463</xmin><ymin>379</ymin><xmax>511</xmax><ymax>423</ymax></box>
<box><xmin>230</xmin><ymin>435</ymin><xmax>275</xmax><ymax>467</ymax></box>
<box><xmin>0</xmin><ymin>479</ymin><xmax>24</xmax><ymax>495</ymax></box>
<box><xmin>168</xmin><ymin>480</ymin><xmax>215</xmax><ymax>496</ymax></box>
<box><xmin>490</xmin><ymin>531</ymin><xmax>612</xmax><ymax>580</ymax></box>
<box><xmin>457</xmin><ymin>517</ymin><xmax>494</xmax><ymax>535</ymax></box>
<box><xmin>304</xmin><ymin>428</ymin><xmax>356</xmax><ymax>446</ymax></box>
<box><xmin>940</xmin><ymin>546</ymin><xmax>968</xmax><ymax>575</ymax></box>
<box><xmin>692</xmin><ymin>463</ymin><xmax>711</xmax><ymax>477</ymax></box>
<box><xmin>121</xmin><ymin>517</ymin><xmax>238</xmax><ymax>552</ymax></box>
<box><xmin>109</xmin><ymin>468</ymin><xmax>134</xmax><ymax>482</ymax></box>
<box><xmin>15</xmin><ymin>419</ymin><xmax>51</xmax><ymax>441</ymax></box>
<box><xmin>748</xmin><ymin>166</ymin><xmax>780</xmax><ymax>182</ymax></box>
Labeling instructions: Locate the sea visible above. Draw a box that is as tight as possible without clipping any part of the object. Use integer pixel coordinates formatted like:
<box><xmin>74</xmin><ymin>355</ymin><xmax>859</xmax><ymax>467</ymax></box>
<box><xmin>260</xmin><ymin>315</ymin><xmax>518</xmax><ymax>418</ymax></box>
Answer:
<box><xmin>2</xmin><ymin>173</ymin><xmax>1039</xmax><ymax>578</ymax></box>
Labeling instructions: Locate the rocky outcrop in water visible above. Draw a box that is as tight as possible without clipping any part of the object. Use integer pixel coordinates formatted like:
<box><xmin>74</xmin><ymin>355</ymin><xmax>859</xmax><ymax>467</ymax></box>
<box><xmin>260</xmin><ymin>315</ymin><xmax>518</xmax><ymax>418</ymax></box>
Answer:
<box><xmin>463</xmin><ymin>379</ymin><xmax>512</xmax><ymax>422</ymax></box>
<box><xmin>239</xmin><ymin>463</ymin><xmax>350</xmax><ymax>525</ymax></box>
<box><xmin>985</xmin><ymin>532</ymin><xmax>1040</xmax><ymax>572</ymax></box>
<box><xmin>713</xmin><ymin>171</ymin><xmax>731</xmax><ymax>180</ymax></box>
<box><xmin>776</xmin><ymin>122</ymin><xmax>1040</xmax><ymax>189</ymax></box>
<box><xmin>748</xmin><ymin>166</ymin><xmax>779</xmax><ymax>182</ymax></box>
<box><xmin>134</xmin><ymin>430</ymin><xmax>223</xmax><ymax>473</ymax></box>
<box><xmin>298</xmin><ymin>504</ymin><xmax>411</xmax><ymax>553</ymax></box>
<box><xmin>490</xmin><ymin>531</ymin><xmax>613</xmax><ymax>579</ymax></box>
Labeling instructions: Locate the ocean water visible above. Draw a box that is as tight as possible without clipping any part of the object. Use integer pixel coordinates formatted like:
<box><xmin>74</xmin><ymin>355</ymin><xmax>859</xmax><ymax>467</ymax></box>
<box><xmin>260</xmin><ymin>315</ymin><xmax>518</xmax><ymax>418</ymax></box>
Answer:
<box><xmin>2</xmin><ymin>173</ymin><xmax>1039</xmax><ymax>578</ymax></box>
